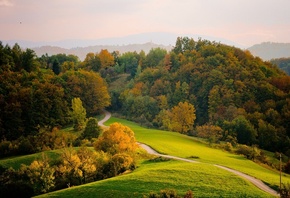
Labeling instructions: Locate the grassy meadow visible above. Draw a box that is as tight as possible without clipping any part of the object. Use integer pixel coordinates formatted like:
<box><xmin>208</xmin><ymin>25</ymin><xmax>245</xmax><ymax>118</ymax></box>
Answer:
<box><xmin>105</xmin><ymin>117</ymin><xmax>290</xmax><ymax>191</ymax></box>
<box><xmin>38</xmin><ymin>160</ymin><xmax>272</xmax><ymax>198</ymax></box>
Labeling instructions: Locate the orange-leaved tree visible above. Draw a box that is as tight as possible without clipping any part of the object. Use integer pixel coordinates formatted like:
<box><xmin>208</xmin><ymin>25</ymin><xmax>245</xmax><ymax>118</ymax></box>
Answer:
<box><xmin>94</xmin><ymin>123</ymin><xmax>137</xmax><ymax>155</ymax></box>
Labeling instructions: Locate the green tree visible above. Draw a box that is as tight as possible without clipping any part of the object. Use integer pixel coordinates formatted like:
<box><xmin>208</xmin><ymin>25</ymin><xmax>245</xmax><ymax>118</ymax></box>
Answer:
<box><xmin>233</xmin><ymin>116</ymin><xmax>257</xmax><ymax>145</ymax></box>
<box><xmin>52</xmin><ymin>58</ymin><xmax>61</xmax><ymax>75</ymax></box>
<box><xmin>82</xmin><ymin>117</ymin><xmax>102</xmax><ymax>140</ymax></box>
<box><xmin>71</xmin><ymin>98</ymin><xmax>87</xmax><ymax>131</ymax></box>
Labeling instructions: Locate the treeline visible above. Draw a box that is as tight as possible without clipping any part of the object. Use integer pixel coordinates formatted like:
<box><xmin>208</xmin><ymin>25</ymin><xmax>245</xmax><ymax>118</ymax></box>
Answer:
<box><xmin>271</xmin><ymin>57</ymin><xmax>290</xmax><ymax>75</ymax></box>
<box><xmin>0</xmin><ymin>42</ymin><xmax>110</xmax><ymax>150</ymax></box>
<box><xmin>108</xmin><ymin>37</ymin><xmax>290</xmax><ymax>156</ymax></box>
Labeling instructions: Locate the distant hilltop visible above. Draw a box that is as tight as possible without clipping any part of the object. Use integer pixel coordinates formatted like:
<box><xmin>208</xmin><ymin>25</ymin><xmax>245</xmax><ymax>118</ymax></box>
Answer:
<box><xmin>31</xmin><ymin>43</ymin><xmax>173</xmax><ymax>61</ymax></box>
<box><xmin>248</xmin><ymin>42</ymin><xmax>290</xmax><ymax>61</ymax></box>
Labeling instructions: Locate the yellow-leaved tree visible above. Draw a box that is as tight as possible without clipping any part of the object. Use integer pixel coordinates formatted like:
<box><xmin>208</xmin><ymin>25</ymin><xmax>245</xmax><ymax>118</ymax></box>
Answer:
<box><xmin>94</xmin><ymin>123</ymin><xmax>137</xmax><ymax>155</ymax></box>
<box><xmin>170</xmin><ymin>101</ymin><xmax>196</xmax><ymax>134</ymax></box>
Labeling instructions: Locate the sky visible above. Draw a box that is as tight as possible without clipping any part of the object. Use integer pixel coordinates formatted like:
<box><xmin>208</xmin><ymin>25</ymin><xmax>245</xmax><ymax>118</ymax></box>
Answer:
<box><xmin>0</xmin><ymin>0</ymin><xmax>290</xmax><ymax>47</ymax></box>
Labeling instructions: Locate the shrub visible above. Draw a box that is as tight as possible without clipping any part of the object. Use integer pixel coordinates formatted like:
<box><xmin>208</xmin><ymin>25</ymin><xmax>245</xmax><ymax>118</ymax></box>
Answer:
<box><xmin>145</xmin><ymin>189</ymin><xmax>194</xmax><ymax>198</ymax></box>
<box><xmin>280</xmin><ymin>183</ymin><xmax>290</xmax><ymax>198</ymax></box>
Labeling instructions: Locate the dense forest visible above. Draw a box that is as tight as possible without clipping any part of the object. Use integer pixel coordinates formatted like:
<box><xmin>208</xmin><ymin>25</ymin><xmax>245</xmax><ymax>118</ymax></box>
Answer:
<box><xmin>1</xmin><ymin>38</ymin><xmax>290</xmax><ymax>156</ymax></box>
<box><xmin>108</xmin><ymin>37</ymin><xmax>290</xmax><ymax>156</ymax></box>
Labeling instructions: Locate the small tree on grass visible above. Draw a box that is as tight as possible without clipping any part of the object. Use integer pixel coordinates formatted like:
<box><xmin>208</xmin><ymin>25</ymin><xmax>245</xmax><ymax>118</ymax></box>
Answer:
<box><xmin>71</xmin><ymin>98</ymin><xmax>87</xmax><ymax>131</ymax></box>
<box><xmin>82</xmin><ymin>117</ymin><xmax>102</xmax><ymax>140</ymax></box>
<box><xmin>94</xmin><ymin>123</ymin><xmax>137</xmax><ymax>155</ymax></box>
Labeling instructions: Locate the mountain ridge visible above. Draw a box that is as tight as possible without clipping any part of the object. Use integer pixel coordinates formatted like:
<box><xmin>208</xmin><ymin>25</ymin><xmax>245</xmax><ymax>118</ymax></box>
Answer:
<box><xmin>247</xmin><ymin>42</ymin><xmax>290</xmax><ymax>61</ymax></box>
<box><xmin>32</xmin><ymin>42</ymin><xmax>173</xmax><ymax>60</ymax></box>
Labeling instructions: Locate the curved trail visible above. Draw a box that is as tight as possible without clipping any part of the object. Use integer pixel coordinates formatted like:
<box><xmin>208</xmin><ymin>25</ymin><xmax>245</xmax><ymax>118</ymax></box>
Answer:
<box><xmin>98</xmin><ymin>110</ymin><xmax>279</xmax><ymax>197</ymax></box>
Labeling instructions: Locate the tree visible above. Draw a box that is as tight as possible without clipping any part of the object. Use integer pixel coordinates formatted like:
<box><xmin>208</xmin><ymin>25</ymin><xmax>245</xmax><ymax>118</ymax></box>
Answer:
<box><xmin>82</xmin><ymin>117</ymin><xmax>102</xmax><ymax>140</ymax></box>
<box><xmin>62</xmin><ymin>70</ymin><xmax>111</xmax><ymax>115</ymax></box>
<box><xmin>196</xmin><ymin>124</ymin><xmax>223</xmax><ymax>143</ymax></box>
<box><xmin>71</xmin><ymin>98</ymin><xmax>87</xmax><ymax>131</ymax></box>
<box><xmin>52</xmin><ymin>58</ymin><xmax>61</xmax><ymax>75</ymax></box>
<box><xmin>83</xmin><ymin>52</ymin><xmax>101</xmax><ymax>71</ymax></box>
<box><xmin>94</xmin><ymin>123</ymin><xmax>137</xmax><ymax>155</ymax></box>
<box><xmin>143</xmin><ymin>47</ymin><xmax>167</xmax><ymax>68</ymax></box>
<box><xmin>99</xmin><ymin>49</ymin><xmax>114</xmax><ymax>69</ymax></box>
<box><xmin>233</xmin><ymin>116</ymin><xmax>257</xmax><ymax>145</ymax></box>
<box><xmin>20</xmin><ymin>155</ymin><xmax>55</xmax><ymax>194</ymax></box>
<box><xmin>171</xmin><ymin>102</ymin><xmax>196</xmax><ymax>134</ymax></box>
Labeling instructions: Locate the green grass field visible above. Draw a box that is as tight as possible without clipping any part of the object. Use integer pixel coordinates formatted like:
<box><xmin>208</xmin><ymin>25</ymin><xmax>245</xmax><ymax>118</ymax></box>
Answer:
<box><xmin>0</xmin><ymin>150</ymin><xmax>62</xmax><ymax>170</ymax></box>
<box><xmin>105</xmin><ymin>117</ymin><xmax>290</xmax><ymax>191</ymax></box>
<box><xmin>37</xmin><ymin>160</ymin><xmax>272</xmax><ymax>198</ymax></box>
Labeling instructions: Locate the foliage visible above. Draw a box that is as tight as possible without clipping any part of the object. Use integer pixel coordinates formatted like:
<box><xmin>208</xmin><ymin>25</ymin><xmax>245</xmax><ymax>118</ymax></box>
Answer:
<box><xmin>71</xmin><ymin>98</ymin><xmax>87</xmax><ymax>131</ymax></box>
<box><xmin>271</xmin><ymin>57</ymin><xmax>290</xmax><ymax>75</ymax></box>
<box><xmin>111</xmin><ymin>37</ymin><xmax>290</xmax><ymax>155</ymax></box>
<box><xmin>81</xmin><ymin>117</ymin><xmax>102</xmax><ymax>140</ymax></box>
<box><xmin>170</xmin><ymin>102</ymin><xmax>196</xmax><ymax>134</ymax></box>
<box><xmin>61</xmin><ymin>70</ymin><xmax>111</xmax><ymax>115</ymax></box>
<box><xmin>196</xmin><ymin>124</ymin><xmax>223</xmax><ymax>143</ymax></box>
<box><xmin>0</xmin><ymin>42</ymin><xmax>110</xmax><ymax>143</ymax></box>
<box><xmin>94</xmin><ymin>123</ymin><xmax>137</xmax><ymax>155</ymax></box>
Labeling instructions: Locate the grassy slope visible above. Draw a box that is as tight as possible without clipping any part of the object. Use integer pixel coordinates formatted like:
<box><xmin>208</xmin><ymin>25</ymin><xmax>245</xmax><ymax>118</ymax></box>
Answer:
<box><xmin>38</xmin><ymin>160</ymin><xmax>271</xmax><ymax>198</ymax></box>
<box><xmin>105</xmin><ymin>117</ymin><xmax>290</xmax><ymax>190</ymax></box>
<box><xmin>0</xmin><ymin>150</ymin><xmax>61</xmax><ymax>170</ymax></box>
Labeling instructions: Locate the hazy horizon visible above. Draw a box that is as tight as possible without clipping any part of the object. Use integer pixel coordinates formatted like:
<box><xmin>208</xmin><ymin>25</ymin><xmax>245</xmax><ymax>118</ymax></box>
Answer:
<box><xmin>1</xmin><ymin>0</ymin><xmax>290</xmax><ymax>48</ymax></box>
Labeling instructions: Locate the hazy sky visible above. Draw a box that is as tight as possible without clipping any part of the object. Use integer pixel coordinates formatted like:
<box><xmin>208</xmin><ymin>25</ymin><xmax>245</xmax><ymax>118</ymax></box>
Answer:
<box><xmin>1</xmin><ymin>0</ymin><xmax>290</xmax><ymax>46</ymax></box>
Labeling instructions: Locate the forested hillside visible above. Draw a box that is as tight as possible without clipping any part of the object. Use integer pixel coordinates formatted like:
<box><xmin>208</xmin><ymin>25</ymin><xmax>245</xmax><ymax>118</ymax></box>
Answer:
<box><xmin>1</xmin><ymin>38</ymin><xmax>290</xmax><ymax>157</ymax></box>
<box><xmin>0</xmin><ymin>42</ymin><xmax>110</xmax><ymax>149</ymax></box>
<box><xmin>109</xmin><ymin>37</ymin><xmax>290</xmax><ymax>156</ymax></box>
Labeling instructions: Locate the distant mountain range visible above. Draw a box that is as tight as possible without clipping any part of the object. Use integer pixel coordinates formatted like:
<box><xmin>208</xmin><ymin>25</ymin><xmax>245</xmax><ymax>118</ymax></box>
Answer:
<box><xmin>31</xmin><ymin>43</ymin><xmax>173</xmax><ymax>60</ymax></box>
<box><xmin>3</xmin><ymin>32</ymin><xmax>290</xmax><ymax>61</ymax></box>
<box><xmin>247</xmin><ymin>42</ymin><xmax>290</xmax><ymax>61</ymax></box>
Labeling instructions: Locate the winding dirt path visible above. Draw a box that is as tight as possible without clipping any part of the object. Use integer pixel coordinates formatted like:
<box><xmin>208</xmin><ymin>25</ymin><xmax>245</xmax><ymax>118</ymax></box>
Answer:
<box><xmin>98</xmin><ymin>110</ymin><xmax>111</xmax><ymax>128</ymax></box>
<box><xmin>98</xmin><ymin>111</ymin><xmax>279</xmax><ymax>197</ymax></box>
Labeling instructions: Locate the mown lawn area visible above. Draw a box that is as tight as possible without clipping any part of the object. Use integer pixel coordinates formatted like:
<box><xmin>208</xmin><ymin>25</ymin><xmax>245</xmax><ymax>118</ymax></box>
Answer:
<box><xmin>37</xmin><ymin>160</ymin><xmax>272</xmax><ymax>198</ymax></box>
<box><xmin>0</xmin><ymin>150</ymin><xmax>62</xmax><ymax>170</ymax></box>
<box><xmin>105</xmin><ymin>117</ymin><xmax>290</xmax><ymax>191</ymax></box>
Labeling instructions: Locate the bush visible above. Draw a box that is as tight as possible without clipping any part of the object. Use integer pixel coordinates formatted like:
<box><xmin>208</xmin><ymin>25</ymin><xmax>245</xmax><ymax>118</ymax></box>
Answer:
<box><xmin>105</xmin><ymin>153</ymin><xmax>135</xmax><ymax>177</ymax></box>
<box><xmin>218</xmin><ymin>142</ymin><xmax>233</xmax><ymax>152</ymax></box>
<box><xmin>280</xmin><ymin>183</ymin><xmax>290</xmax><ymax>198</ymax></box>
<box><xmin>146</xmin><ymin>189</ymin><xmax>194</xmax><ymax>198</ymax></box>
<box><xmin>236</xmin><ymin>145</ymin><xmax>264</xmax><ymax>161</ymax></box>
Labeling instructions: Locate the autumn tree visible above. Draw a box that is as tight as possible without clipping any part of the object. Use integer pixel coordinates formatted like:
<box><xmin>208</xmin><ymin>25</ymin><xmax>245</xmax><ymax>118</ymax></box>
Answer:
<box><xmin>61</xmin><ymin>70</ymin><xmax>111</xmax><ymax>115</ymax></box>
<box><xmin>71</xmin><ymin>97</ymin><xmax>87</xmax><ymax>131</ymax></box>
<box><xmin>171</xmin><ymin>102</ymin><xmax>196</xmax><ymax>134</ymax></box>
<box><xmin>99</xmin><ymin>49</ymin><xmax>114</xmax><ymax>69</ymax></box>
<box><xmin>82</xmin><ymin>52</ymin><xmax>101</xmax><ymax>71</ymax></box>
<box><xmin>19</xmin><ymin>154</ymin><xmax>55</xmax><ymax>195</ymax></box>
<box><xmin>196</xmin><ymin>125</ymin><xmax>223</xmax><ymax>143</ymax></box>
<box><xmin>94</xmin><ymin>123</ymin><xmax>137</xmax><ymax>155</ymax></box>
